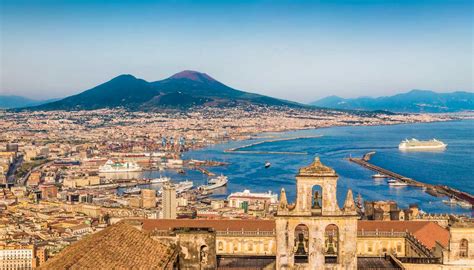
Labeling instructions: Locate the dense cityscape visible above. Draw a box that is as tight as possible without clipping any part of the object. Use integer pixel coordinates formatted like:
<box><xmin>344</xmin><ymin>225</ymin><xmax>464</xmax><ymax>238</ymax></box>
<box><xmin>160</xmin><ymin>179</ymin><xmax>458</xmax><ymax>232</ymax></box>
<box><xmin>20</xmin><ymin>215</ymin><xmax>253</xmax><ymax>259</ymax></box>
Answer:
<box><xmin>0</xmin><ymin>106</ymin><xmax>472</xmax><ymax>269</ymax></box>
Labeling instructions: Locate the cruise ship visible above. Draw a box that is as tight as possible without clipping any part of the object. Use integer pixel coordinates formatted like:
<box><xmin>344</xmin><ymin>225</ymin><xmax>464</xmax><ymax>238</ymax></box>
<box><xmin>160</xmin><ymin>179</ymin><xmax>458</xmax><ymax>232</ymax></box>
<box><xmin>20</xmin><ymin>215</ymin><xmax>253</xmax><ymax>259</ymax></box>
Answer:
<box><xmin>199</xmin><ymin>175</ymin><xmax>228</xmax><ymax>191</ymax></box>
<box><xmin>99</xmin><ymin>160</ymin><xmax>142</xmax><ymax>173</ymax></box>
<box><xmin>398</xmin><ymin>138</ymin><xmax>447</xmax><ymax>151</ymax></box>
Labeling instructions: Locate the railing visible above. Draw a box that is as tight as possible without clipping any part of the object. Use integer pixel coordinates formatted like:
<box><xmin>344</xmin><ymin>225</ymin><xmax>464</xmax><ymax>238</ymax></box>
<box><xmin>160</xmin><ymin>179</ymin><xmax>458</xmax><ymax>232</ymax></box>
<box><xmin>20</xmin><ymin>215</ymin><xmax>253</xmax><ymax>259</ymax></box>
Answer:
<box><xmin>216</xmin><ymin>230</ymin><xmax>275</xmax><ymax>237</ymax></box>
<box><xmin>357</xmin><ymin>231</ymin><xmax>407</xmax><ymax>237</ymax></box>
<box><xmin>397</xmin><ymin>257</ymin><xmax>441</xmax><ymax>264</ymax></box>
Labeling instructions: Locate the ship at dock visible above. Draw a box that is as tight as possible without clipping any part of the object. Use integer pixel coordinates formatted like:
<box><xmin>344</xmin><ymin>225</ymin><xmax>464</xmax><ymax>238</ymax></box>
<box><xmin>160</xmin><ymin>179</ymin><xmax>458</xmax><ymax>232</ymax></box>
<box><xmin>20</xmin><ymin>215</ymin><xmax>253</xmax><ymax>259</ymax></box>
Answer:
<box><xmin>398</xmin><ymin>138</ymin><xmax>447</xmax><ymax>151</ymax></box>
<box><xmin>99</xmin><ymin>160</ymin><xmax>142</xmax><ymax>173</ymax></box>
<box><xmin>199</xmin><ymin>175</ymin><xmax>228</xmax><ymax>191</ymax></box>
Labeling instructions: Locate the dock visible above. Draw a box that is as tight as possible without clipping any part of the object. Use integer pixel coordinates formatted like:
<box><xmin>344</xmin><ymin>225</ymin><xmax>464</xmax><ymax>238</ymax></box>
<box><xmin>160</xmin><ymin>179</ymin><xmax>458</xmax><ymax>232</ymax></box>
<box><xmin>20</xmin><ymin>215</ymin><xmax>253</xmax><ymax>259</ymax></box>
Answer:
<box><xmin>348</xmin><ymin>152</ymin><xmax>474</xmax><ymax>207</ymax></box>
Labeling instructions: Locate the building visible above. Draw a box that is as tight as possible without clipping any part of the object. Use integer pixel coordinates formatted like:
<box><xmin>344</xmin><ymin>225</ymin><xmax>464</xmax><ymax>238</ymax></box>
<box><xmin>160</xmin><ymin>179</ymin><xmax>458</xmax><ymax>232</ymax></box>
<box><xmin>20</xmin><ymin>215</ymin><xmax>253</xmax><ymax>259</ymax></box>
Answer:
<box><xmin>227</xmin><ymin>189</ymin><xmax>278</xmax><ymax>209</ymax></box>
<box><xmin>38</xmin><ymin>184</ymin><xmax>58</xmax><ymax>199</ymax></box>
<box><xmin>142</xmin><ymin>189</ymin><xmax>156</xmax><ymax>209</ymax></box>
<box><xmin>162</xmin><ymin>184</ymin><xmax>177</xmax><ymax>219</ymax></box>
<box><xmin>275</xmin><ymin>157</ymin><xmax>358</xmax><ymax>269</ymax></box>
<box><xmin>0</xmin><ymin>244</ymin><xmax>37</xmax><ymax>270</ymax></box>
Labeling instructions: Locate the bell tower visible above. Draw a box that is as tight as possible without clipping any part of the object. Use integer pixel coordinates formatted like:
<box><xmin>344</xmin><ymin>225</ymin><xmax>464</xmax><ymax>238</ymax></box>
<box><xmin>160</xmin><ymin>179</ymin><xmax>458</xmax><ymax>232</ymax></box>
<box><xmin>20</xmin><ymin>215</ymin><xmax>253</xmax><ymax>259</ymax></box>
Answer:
<box><xmin>275</xmin><ymin>157</ymin><xmax>358</xmax><ymax>269</ymax></box>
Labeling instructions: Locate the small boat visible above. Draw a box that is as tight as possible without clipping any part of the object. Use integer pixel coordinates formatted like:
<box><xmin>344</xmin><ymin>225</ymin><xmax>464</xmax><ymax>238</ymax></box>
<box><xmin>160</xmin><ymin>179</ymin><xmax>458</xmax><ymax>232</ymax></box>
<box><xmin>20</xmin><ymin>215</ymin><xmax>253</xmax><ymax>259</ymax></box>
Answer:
<box><xmin>265</xmin><ymin>161</ymin><xmax>271</xmax><ymax>168</ymax></box>
<box><xmin>442</xmin><ymin>198</ymin><xmax>458</xmax><ymax>205</ymax></box>
<box><xmin>199</xmin><ymin>175</ymin><xmax>228</xmax><ymax>191</ymax></box>
<box><xmin>372</xmin><ymin>173</ymin><xmax>387</xmax><ymax>179</ymax></box>
<box><xmin>150</xmin><ymin>176</ymin><xmax>171</xmax><ymax>184</ymax></box>
<box><xmin>458</xmin><ymin>201</ymin><xmax>472</xmax><ymax>209</ymax></box>
<box><xmin>387</xmin><ymin>179</ymin><xmax>397</xmax><ymax>184</ymax></box>
<box><xmin>388</xmin><ymin>181</ymin><xmax>408</xmax><ymax>187</ymax></box>
<box><xmin>123</xmin><ymin>187</ymin><xmax>141</xmax><ymax>194</ymax></box>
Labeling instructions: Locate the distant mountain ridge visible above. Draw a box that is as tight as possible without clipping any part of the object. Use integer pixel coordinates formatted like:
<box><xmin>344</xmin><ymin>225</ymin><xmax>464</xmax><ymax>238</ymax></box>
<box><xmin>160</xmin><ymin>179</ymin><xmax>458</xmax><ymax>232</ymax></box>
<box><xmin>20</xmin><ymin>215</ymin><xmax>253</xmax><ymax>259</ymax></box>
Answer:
<box><xmin>0</xmin><ymin>95</ymin><xmax>59</xmax><ymax>109</ymax></box>
<box><xmin>310</xmin><ymin>90</ymin><xmax>474</xmax><ymax>113</ymax></box>
<box><xmin>26</xmin><ymin>70</ymin><xmax>304</xmax><ymax>111</ymax></box>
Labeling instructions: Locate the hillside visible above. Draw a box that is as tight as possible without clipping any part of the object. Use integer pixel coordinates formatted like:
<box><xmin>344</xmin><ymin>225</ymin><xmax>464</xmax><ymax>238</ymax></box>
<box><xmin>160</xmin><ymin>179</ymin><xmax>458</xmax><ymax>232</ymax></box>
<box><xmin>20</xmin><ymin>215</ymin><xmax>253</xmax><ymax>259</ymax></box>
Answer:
<box><xmin>310</xmin><ymin>90</ymin><xmax>474</xmax><ymax>113</ymax></box>
<box><xmin>27</xmin><ymin>71</ymin><xmax>303</xmax><ymax>111</ymax></box>
<box><xmin>0</xmin><ymin>95</ymin><xmax>58</xmax><ymax>109</ymax></box>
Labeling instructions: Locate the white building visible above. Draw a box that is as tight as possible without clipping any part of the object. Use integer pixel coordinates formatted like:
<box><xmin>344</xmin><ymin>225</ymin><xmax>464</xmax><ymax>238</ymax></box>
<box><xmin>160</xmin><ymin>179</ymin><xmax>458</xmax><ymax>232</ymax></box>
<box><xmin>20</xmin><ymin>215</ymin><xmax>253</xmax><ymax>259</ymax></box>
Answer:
<box><xmin>227</xmin><ymin>189</ymin><xmax>278</xmax><ymax>208</ymax></box>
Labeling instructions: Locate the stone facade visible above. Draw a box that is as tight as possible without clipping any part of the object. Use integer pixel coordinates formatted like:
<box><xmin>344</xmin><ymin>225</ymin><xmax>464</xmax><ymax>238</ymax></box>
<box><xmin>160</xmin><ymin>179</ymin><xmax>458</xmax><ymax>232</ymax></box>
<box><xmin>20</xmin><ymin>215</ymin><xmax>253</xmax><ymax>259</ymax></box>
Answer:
<box><xmin>275</xmin><ymin>157</ymin><xmax>358</xmax><ymax>269</ymax></box>
<box><xmin>176</xmin><ymin>228</ymin><xmax>217</xmax><ymax>270</ymax></box>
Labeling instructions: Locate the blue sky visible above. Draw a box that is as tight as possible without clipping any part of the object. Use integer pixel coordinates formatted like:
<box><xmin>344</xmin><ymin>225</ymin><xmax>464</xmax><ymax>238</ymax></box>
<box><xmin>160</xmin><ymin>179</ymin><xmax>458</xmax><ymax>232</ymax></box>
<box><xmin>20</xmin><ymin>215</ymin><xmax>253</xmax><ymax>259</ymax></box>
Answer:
<box><xmin>0</xmin><ymin>0</ymin><xmax>472</xmax><ymax>102</ymax></box>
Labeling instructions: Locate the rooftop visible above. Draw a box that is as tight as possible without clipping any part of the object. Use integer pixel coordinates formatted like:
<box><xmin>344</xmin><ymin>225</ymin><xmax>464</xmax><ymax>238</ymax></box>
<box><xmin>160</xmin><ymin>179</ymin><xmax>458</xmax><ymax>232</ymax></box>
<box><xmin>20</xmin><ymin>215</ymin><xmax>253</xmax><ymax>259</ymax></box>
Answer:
<box><xmin>39</xmin><ymin>222</ymin><xmax>176</xmax><ymax>269</ymax></box>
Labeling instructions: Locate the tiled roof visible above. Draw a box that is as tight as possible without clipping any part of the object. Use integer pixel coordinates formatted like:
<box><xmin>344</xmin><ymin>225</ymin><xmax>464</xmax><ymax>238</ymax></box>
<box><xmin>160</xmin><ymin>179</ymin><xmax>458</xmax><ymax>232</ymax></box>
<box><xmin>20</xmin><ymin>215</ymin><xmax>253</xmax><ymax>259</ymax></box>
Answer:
<box><xmin>39</xmin><ymin>222</ymin><xmax>177</xmax><ymax>270</ymax></box>
<box><xmin>358</xmin><ymin>220</ymin><xmax>450</xmax><ymax>248</ymax></box>
<box><xmin>142</xmin><ymin>219</ymin><xmax>276</xmax><ymax>232</ymax></box>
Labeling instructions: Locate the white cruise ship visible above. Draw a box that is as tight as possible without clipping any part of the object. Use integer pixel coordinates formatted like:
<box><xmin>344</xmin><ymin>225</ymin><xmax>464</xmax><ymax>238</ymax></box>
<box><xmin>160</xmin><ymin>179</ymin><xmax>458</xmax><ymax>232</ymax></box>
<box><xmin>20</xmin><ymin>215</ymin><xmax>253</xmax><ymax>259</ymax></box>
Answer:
<box><xmin>398</xmin><ymin>138</ymin><xmax>447</xmax><ymax>151</ymax></box>
<box><xmin>99</xmin><ymin>160</ymin><xmax>142</xmax><ymax>173</ymax></box>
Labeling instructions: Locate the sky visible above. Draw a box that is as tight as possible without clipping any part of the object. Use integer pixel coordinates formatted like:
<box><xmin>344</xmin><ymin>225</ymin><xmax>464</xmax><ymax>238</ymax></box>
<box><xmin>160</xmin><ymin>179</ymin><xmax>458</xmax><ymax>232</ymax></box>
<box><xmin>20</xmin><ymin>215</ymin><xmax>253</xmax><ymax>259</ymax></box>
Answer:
<box><xmin>0</xmin><ymin>0</ymin><xmax>472</xmax><ymax>102</ymax></box>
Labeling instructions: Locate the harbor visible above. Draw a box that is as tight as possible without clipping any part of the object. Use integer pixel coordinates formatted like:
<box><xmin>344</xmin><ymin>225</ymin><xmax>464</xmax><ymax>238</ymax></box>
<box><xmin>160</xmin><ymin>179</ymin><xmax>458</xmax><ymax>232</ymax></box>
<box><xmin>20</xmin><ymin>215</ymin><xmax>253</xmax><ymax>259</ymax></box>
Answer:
<box><xmin>348</xmin><ymin>152</ymin><xmax>474</xmax><ymax>208</ymax></box>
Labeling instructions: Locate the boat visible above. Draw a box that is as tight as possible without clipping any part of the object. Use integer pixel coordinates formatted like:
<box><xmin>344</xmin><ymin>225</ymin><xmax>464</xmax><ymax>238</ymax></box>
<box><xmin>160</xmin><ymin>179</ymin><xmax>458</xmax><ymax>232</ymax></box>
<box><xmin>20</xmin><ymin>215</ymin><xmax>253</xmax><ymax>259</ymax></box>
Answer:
<box><xmin>458</xmin><ymin>201</ymin><xmax>472</xmax><ymax>209</ymax></box>
<box><xmin>99</xmin><ymin>160</ymin><xmax>142</xmax><ymax>173</ymax></box>
<box><xmin>388</xmin><ymin>181</ymin><xmax>408</xmax><ymax>187</ymax></box>
<box><xmin>150</xmin><ymin>176</ymin><xmax>171</xmax><ymax>184</ymax></box>
<box><xmin>387</xmin><ymin>179</ymin><xmax>397</xmax><ymax>183</ymax></box>
<box><xmin>123</xmin><ymin>187</ymin><xmax>141</xmax><ymax>194</ymax></box>
<box><xmin>372</xmin><ymin>173</ymin><xmax>387</xmax><ymax>179</ymax></box>
<box><xmin>175</xmin><ymin>180</ymin><xmax>194</xmax><ymax>193</ymax></box>
<box><xmin>265</xmin><ymin>161</ymin><xmax>271</xmax><ymax>168</ymax></box>
<box><xmin>199</xmin><ymin>175</ymin><xmax>228</xmax><ymax>191</ymax></box>
<box><xmin>442</xmin><ymin>198</ymin><xmax>458</xmax><ymax>205</ymax></box>
<box><xmin>398</xmin><ymin>138</ymin><xmax>447</xmax><ymax>151</ymax></box>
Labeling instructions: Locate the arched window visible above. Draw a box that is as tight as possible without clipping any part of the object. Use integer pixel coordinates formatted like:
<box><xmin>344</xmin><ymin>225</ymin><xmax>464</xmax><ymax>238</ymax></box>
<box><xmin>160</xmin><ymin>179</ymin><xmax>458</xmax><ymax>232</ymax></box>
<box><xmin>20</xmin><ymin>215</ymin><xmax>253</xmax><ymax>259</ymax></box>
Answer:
<box><xmin>460</xmin><ymin>239</ymin><xmax>469</xmax><ymax>258</ymax></box>
<box><xmin>311</xmin><ymin>185</ymin><xmax>323</xmax><ymax>215</ymax></box>
<box><xmin>325</xmin><ymin>224</ymin><xmax>339</xmax><ymax>264</ymax></box>
<box><xmin>294</xmin><ymin>224</ymin><xmax>309</xmax><ymax>263</ymax></box>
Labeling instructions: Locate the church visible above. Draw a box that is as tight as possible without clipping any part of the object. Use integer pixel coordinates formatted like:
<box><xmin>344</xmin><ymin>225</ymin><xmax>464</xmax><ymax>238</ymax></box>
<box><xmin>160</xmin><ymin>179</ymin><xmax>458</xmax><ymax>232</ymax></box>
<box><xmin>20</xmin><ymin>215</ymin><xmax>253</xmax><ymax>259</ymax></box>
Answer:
<box><xmin>41</xmin><ymin>158</ymin><xmax>473</xmax><ymax>270</ymax></box>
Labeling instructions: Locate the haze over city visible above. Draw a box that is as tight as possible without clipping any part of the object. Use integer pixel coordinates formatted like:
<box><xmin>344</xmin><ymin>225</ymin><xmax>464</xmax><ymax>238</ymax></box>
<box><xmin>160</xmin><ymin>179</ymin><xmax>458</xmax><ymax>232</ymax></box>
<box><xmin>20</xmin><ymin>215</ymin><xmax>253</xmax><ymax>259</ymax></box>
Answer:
<box><xmin>1</xmin><ymin>0</ymin><xmax>472</xmax><ymax>101</ymax></box>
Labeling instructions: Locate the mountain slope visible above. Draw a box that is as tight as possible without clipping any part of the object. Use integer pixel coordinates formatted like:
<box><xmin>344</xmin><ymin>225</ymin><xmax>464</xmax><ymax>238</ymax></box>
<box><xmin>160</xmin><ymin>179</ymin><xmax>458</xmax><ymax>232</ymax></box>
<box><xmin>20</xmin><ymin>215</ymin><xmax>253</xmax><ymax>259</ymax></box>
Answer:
<box><xmin>27</xmin><ymin>70</ymin><xmax>303</xmax><ymax>111</ymax></box>
<box><xmin>0</xmin><ymin>95</ymin><xmax>59</xmax><ymax>109</ymax></box>
<box><xmin>310</xmin><ymin>90</ymin><xmax>474</xmax><ymax>113</ymax></box>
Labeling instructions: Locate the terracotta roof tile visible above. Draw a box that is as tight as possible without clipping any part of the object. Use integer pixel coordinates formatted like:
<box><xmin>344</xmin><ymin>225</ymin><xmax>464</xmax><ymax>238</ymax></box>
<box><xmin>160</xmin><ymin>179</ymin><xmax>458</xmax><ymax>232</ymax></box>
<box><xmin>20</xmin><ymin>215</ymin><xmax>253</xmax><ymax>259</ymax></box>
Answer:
<box><xmin>358</xmin><ymin>220</ymin><xmax>449</xmax><ymax>248</ymax></box>
<box><xmin>39</xmin><ymin>222</ymin><xmax>176</xmax><ymax>270</ymax></box>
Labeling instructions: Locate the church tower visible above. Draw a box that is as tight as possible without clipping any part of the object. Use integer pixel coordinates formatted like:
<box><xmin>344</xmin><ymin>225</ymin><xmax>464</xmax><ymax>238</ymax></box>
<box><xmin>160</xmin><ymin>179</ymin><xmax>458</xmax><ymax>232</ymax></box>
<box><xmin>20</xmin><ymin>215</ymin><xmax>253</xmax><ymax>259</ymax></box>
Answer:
<box><xmin>275</xmin><ymin>157</ymin><xmax>358</xmax><ymax>269</ymax></box>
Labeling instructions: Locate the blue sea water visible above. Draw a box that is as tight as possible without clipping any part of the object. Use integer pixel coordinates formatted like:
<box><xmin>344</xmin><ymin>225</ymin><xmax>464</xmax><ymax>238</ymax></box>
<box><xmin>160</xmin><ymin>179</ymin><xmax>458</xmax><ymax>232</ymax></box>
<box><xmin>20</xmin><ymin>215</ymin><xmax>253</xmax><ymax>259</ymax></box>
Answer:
<box><xmin>179</xmin><ymin>120</ymin><xmax>473</xmax><ymax>216</ymax></box>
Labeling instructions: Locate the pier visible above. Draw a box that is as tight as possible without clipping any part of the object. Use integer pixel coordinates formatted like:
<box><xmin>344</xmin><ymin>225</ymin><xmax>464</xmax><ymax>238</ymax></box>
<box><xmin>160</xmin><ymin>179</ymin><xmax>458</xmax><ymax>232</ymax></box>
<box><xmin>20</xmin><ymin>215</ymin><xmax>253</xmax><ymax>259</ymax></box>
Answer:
<box><xmin>348</xmin><ymin>152</ymin><xmax>474</xmax><ymax>207</ymax></box>
<box><xmin>224</xmin><ymin>135</ymin><xmax>322</xmax><ymax>155</ymax></box>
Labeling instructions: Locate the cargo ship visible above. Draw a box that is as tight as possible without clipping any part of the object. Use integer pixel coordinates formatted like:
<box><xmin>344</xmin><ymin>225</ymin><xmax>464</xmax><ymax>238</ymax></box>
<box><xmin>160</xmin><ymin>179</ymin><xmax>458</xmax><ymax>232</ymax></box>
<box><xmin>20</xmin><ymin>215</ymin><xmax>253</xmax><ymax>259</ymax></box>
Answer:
<box><xmin>99</xmin><ymin>160</ymin><xmax>142</xmax><ymax>173</ymax></box>
<box><xmin>398</xmin><ymin>138</ymin><xmax>447</xmax><ymax>151</ymax></box>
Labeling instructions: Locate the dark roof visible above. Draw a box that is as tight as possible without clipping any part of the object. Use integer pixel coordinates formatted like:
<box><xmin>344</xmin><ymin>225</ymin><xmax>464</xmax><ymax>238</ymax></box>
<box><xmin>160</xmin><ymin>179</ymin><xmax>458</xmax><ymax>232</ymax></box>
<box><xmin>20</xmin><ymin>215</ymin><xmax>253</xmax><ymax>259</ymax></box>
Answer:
<box><xmin>39</xmin><ymin>222</ymin><xmax>176</xmax><ymax>269</ymax></box>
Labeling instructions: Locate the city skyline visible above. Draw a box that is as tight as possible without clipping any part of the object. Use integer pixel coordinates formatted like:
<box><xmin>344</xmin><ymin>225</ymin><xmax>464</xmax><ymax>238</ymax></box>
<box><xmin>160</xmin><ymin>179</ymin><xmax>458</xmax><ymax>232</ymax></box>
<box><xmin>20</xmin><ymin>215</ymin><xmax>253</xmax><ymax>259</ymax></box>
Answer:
<box><xmin>1</xmin><ymin>0</ymin><xmax>472</xmax><ymax>101</ymax></box>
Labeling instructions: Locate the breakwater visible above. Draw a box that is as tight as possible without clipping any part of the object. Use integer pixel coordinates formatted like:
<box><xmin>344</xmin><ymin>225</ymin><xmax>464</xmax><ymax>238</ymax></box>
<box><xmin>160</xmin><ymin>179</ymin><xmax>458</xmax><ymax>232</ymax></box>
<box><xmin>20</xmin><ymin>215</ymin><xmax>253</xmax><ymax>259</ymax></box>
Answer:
<box><xmin>349</xmin><ymin>152</ymin><xmax>474</xmax><ymax>207</ymax></box>
<box><xmin>224</xmin><ymin>135</ymin><xmax>322</xmax><ymax>155</ymax></box>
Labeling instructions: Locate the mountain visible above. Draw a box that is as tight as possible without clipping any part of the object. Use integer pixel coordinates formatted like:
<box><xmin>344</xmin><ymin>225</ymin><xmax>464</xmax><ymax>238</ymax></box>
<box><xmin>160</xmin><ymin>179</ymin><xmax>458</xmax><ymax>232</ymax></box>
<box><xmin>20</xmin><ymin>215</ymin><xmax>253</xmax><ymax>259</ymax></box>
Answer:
<box><xmin>310</xmin><ymin>90</ymin><xmax>474</xmax><ymax>113</ymax></box>
<box><xmin>27</xmin><ymin>71</ymin><xmax>303</xmax><ymax>111</ymax></box>
<box><xmin>0</xmin><ymin>95</ymin><xmax>59</xmax><ymax>109</ymax></box>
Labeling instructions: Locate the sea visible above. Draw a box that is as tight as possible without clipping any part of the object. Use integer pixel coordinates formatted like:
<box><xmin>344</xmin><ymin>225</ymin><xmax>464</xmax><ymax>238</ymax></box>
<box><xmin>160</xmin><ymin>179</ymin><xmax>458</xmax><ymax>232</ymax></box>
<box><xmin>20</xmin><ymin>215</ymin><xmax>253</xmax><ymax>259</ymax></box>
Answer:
<box><xmin>117</xmin><ymin>120</ymin><xmax>474</xmax><ymax>216</ymax></box>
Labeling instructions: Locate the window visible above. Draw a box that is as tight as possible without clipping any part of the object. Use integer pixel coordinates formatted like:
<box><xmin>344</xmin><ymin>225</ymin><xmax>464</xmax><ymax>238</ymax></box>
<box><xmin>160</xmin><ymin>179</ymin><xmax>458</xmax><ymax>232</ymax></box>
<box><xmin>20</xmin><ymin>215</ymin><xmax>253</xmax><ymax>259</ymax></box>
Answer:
<box><xmin>460</xmin><ymin>239</ymin><xmax>469</xmax><ymax>258</ymax></box>
<box><xmin>218</xmin><ymin>241</ymin><xmax>224</xmax><ymax>251</ymax></box>
<box><xmin>247</xmin><ymin>242</ymin><xmax>253</xmax><ymax>251</ymax></box>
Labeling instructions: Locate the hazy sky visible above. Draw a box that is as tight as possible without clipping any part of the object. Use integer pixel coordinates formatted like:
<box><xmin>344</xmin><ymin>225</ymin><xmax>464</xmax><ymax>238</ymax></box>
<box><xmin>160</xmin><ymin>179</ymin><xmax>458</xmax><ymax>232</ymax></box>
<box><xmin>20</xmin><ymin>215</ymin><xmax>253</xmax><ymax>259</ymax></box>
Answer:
<box><xmin>0</xmin><ymin>0</ymin><xmax>472</xmax><ymax>102</ymax></box>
